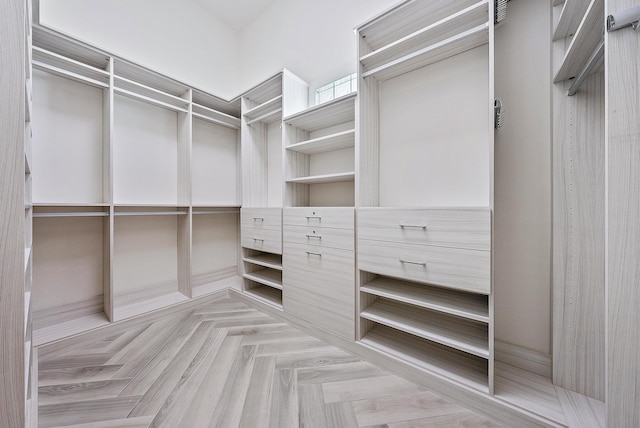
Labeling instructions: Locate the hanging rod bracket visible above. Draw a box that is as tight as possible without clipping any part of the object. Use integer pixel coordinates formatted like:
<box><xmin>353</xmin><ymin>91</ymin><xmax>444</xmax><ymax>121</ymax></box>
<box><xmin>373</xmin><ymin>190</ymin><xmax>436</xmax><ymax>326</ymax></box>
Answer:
<box><xmin>607</xmin><ymin>5</ymin><xmax>640</xmax><ymax>32</ymax></box>
<box><xmin>494</xmin><ymin>99</ymin><xmax>505</xmax><ymax>129</ymax></box>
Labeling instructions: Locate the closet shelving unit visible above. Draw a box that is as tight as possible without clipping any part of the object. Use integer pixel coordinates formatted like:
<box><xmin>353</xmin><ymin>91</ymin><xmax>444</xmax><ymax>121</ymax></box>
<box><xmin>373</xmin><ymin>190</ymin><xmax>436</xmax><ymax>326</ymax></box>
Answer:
<box><xmin>284</xmin><ymin>93</ymin><xmax>356</xmax><ymax>206</ymax></box>
<box><xmin>553</xmin><ymin>0</ymin><xmax>604</xmax><ymax>85</ymax></box>
<box><xmin>240</xmin><ymin>71</ymin><xmax>308</xmax><ymax>309</ymax></box>
<box><xmin>356</xmin><ymin>0</ymin><xmax>495</xmax><ymax>394</ymax></box>
<box><xmin>30</xmin><ymin>26</ymin><xmax>242</xmax><ymax>344</ymax></box>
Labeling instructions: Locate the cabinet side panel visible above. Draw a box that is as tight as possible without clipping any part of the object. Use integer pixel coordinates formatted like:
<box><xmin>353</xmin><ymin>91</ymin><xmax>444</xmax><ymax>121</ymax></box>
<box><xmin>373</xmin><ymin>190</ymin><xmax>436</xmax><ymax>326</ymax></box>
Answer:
<box><xmin>606</xmin><ymin>0</ymin><xmax>640</xmax><ymax>423</ymax></box>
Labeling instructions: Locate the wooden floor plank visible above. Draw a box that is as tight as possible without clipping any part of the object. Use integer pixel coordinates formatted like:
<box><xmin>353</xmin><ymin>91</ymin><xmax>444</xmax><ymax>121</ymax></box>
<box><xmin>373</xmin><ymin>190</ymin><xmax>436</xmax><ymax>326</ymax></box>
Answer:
<box><xmin>38</xmin><ymin>396</ymin><xmax>142</xmax><ymax>428</ymax></box>
<box><xmin>132</xmin><ymin>327</ymin><xmax>228</xmax><ymax>420</ymax></box>
<box><xmin>297</xmin><ymin>361</ymin><xmax>387</xmax><ymax>384</ymax></box>
<box><xmin>385</xmin><ymin>412</ymin><xmax>504</xmax><ymax>427</ymax></box>
<box><xmin>325</xmin><ymin>402</ymin><xmax>360</xmax><ymax>428</ymax></box>
<box><xmin>299</xmin><ymin>384</ymin><xmax>329</xmax><ymax>428</ymax></box>
<box><xmin>39</xmin><ymin>353</ymin><xmax>115</xmax><ymax>371</ymax></box>
<box><xmin>351</xmin><ymin>391</ymin><xmax>467</xmax><ymax>427</ymax></box>
<box><xmin>322</xmin><ymin>374</ymin><xmax>426</xmax><ymax>403</ymax></box>
<box><xmin>175</xmin><ymin>336</ymin><xmax>243</xmax><ymax>427</ymax></box>
<box><xmin>274</xmin><ymin>348</ymin><xmax>360</xmax><ymax>370</ymax></box>
<box><xmin>238</xmin><ymin>356</ymin><xmax>276</xmax><ymax>428</ymax></box>
<box><xmin>39</xmin><ymin>365</ymin><xmax>124</xmax><ymax>387</ymax></box>
<box><xmin>269</xmin><ymin>368</ymin><xmax>298</xmax><ymax>428</ymax></box>
<box><xmin>51</xmin><ymin>415</ymin><xmax>154</xmax><ymax>428</ymax></box>
<box><xmin>38</xmin><ymin>379</ymin><xmax>133</xmax><ymax>406</ymax></box>
<box><xmin>124</xmin><ymin>321</ymin><xmax>218</xmax><ymax>415</ymax></box>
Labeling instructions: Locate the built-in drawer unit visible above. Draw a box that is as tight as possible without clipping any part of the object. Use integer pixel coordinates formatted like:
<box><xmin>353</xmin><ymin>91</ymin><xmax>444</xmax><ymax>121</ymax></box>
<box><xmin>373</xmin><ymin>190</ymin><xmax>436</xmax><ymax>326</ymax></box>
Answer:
<box><xmin>283</xmin><ymin>241</ymin><xmax>355</xmax><ymax>339</ymax></box>
<box><xmin>241</xmin><ymin>228</ymin><xmax>282</xmax><ymax>254</ymax></box>
<box><xmin>282</xmin><ymin>206</ymin><xmax>355</xmax><ymax>339</ymax></box>
<box><xmin>283</xmin><ymin>224</ymin><xmax>354</xmax><ymax>251</ymax></box>
<box><xmin>358</xmin><ymin>207</ymin><xmax>490</xmax><ymax>250</ymax></box>
<box><xmin>283</xmin><ymin>207</ymin><xmax>354</xmax><ymax>229</ymax></box>
<box><xmin>358</xmin><ymin>239</ymin><xmax>490</xmax><ymax>294</ymax></box>
<box><xmin>241</xmin><ymin>207</ymin><xmax>282</xmax><ymax>231</ymax></box>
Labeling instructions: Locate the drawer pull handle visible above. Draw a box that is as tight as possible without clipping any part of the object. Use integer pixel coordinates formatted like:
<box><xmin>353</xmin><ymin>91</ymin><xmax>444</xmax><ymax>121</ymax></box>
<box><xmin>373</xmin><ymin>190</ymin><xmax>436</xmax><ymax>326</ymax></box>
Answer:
<box><xmin>253</xmin><ymin>217</ymin><xmax>264</xmax><ymax>221</ymax></box>
<box><xmin>399</xmin><ymin>224</ymin><xmax>427</xmax><ymax>230</ymax></box>
<box><xmin>306</xmin><ymin>251</ymin><xmax>322</xmax><ymax>256</ymax></box>
<box><xmin>306</xmin><ymin>216</ymin><xmax>322</xmax><ymax>220</ymax></box>
<box><xmin>253</xmin><ymin>238</ymin><xmax>264</xmax><ymax>242</ymax></box>
<box><xmin>399</xmin><ymin>259</ymin><xmax>426</xmax><ymax>266</ymax></box>
<box><xmin>305</xmin><ymin>234</ymin><xmax>322</xmax><ymax>239</ymax></box>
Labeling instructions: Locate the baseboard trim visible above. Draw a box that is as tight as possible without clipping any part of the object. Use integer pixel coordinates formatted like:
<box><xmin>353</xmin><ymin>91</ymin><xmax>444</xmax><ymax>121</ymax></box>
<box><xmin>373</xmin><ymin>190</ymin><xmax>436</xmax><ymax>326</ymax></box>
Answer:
<box><xmin>495</xmin><ymin>339</ymin><xmax>551</xmax><ymax>378</ymax></box>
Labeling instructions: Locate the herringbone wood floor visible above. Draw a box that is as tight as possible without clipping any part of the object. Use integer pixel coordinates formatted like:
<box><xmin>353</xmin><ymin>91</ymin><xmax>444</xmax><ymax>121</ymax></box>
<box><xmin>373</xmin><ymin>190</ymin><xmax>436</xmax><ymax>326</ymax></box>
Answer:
<box><xmin>37</xmin><ymin>295</ymin><xmax>502</xmax><ymax>427</ymax></box>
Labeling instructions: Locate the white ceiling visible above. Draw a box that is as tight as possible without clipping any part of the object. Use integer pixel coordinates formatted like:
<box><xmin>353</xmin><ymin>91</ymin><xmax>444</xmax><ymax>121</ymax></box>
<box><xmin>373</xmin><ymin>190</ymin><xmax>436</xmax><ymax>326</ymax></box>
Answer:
<box><xmin>194</xmin><ymin>0</ymin><xmax>275</xmax><ymax>31</ymax></box>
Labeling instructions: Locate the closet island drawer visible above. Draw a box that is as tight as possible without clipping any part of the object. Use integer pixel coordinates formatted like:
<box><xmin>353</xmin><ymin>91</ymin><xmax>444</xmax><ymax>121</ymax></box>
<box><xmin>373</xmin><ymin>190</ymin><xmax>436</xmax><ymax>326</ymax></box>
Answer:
<box><xmin>284</xmin><ymin>241</ymin><xmax>354</xmax><ymax>281</ymax></box>
<box><xmin>241</xmin><ymin>228</ymin><xmax>282</xmax><ymax>254</ymax></box>
<box><xmin>283</xmin><ymin>225</ymin><xmax>354</xmax><ymax>251</ymax></box>
<box><xmin>358</xmin><ymin>208</ymin><xmax>490</xmax><ymax>251</ymax></box>
<box><xmin>241</xmin><ymin>208</ymin><xmax>282</xmax><ymax>231</ymax></box>
<box><xmin>358</xmin><ymin>239</ymin><xmax>490</xmax><ymax>294</ymax></box>
<box><xmin>283</xmin><ymin>207</ymin><xmax>354</xmax><ymax>229</ymax></box>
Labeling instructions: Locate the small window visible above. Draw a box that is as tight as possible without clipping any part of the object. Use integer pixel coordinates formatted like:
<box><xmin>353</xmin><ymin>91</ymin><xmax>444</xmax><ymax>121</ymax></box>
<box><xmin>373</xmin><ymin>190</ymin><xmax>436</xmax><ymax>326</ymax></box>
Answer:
<box><xmin>315</xmin><ymin>73</ymin><xmax>357</xmax><ymax>105</ymax></box>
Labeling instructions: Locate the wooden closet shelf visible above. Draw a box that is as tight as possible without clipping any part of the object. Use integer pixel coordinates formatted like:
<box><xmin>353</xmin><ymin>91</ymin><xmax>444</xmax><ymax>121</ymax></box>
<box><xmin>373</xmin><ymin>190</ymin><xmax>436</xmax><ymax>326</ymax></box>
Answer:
<box><xmin>553</xmin><ymin>0</ymin><xmax>604</xmax><ymax>83</ymax></box>
<box><xmin>361</xmin><ymin>299</ymin><xmax>489</xmax><ymax>358</ymax></box>
<box><xmin>243</xmin><ymin>253</ymin><xmax>283</xmax><ymax>271</ymax></box>
<box><xmin>243</xmin><ymin>268</ymin><xmax>283</xmax><ymax>290</ymax></box>
<box><xmin>361</xmin><ymin>275</ymin><xmax>489</xmax><ymax>323</ymax></box>
<box><xmin>363</xmin><ymin>23</ymin><xmax>489</xmax><ymax>82</ymax></box>
<box><xmin>245</xmin><ymin>108</ymin><xmax>282</xmax><ymax>126</ymax></box>
<box><xmin>286</xmin><ymin>129</ymin><xmax>355</xmax><ymax>155</ymax></box>
<box><xmin>553</xmin><ymin>0</ymin><xmax>592</xmax><ymax>41</ymax></box>
<box><xmin>360</xmin><ymin>324</ymin><xmax>489</xmax><ymax>393</ymax></box>
<box><xmin>284</xmin><ymin>93</ymin><xmax>356</xmax><ymax>131</ymax></box>
<box><xmin>244</xmin><ymin>95</ymin><xmax>283</xmax><ymax>119</ymax></box>
<box><xmin>245</xmin><ymin>286</ymin><xmax>283</xmax><ymax>309</ymax></box>
<box><xmin>360</xmin><ymin>1</ymin><xmax>489</xmax><ymax>72</ymax></box>
<box><xmin>286</xmin><ymin>172</ymin><xmax>355</xmax><ymax>184</ymax></box>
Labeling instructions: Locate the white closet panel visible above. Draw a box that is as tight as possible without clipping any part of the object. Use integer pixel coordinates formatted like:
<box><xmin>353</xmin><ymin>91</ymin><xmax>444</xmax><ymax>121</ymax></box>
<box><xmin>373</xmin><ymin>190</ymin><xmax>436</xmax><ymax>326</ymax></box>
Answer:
<box><xmin>32</xmin><ymin>69</ymin><xmax>104</xmax><ymax>204</ymax></box>
<box><xmin>113</xmin><ymin>94</ymin><xmax>178</xmax><ymax>205</ymax></box>
<box><xmin>378</xmin><ymin>46</ymin><xmax>490</xmax><ymax>207</ymax></box>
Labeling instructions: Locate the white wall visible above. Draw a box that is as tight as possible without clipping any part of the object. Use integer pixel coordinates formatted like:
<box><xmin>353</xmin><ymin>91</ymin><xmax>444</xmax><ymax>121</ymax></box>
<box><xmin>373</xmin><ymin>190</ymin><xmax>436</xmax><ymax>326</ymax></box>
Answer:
<box><xmin>39</xmin><ymin>0</ymin><xmax>241</xmax><ymax>99</ymax></box>
<box><xmin>494</xmin><ymin>0</ymin><xmax>552</xmax><ymax>354</ymax></box>
<box><xmin>239</xmin><ymin>0</ymin><xmax>399</xmax><ymax>99</ymax></box>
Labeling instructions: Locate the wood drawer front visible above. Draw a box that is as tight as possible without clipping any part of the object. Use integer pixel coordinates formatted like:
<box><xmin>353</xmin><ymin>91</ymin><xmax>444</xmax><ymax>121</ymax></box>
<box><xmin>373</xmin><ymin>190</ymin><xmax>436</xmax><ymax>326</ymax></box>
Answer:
<box><xmin>241</xmin><ymin>227</ymin><xmax>282</xmax><ymax>254</ymax></box>
<box><xmin>283</xmin><ymin>242</ymin><xmax>355</xmax><ymax>339</ymax></box>
<box><xmin>283</xmin><ymin>207</ymin><xmax>354</xmax><ymax>229</ymax></box>
<box><xmin>358</xmin><ymin>239</ymin><xmax>490</xmax><ymax>294</ymax></box>
<box><xmin>241</xmin><ymin>208</ymin><xmax>282</xmax><ymax>231</ymax></box>
<box><xmin>358</xmin><ymin>208</ymin><xmax>491</xmax><ymax>251</ymax></box>
<box><xmin>283</xmin><ymin>224</ymin><xmax>354</xmax><ymax>251</ymax></box>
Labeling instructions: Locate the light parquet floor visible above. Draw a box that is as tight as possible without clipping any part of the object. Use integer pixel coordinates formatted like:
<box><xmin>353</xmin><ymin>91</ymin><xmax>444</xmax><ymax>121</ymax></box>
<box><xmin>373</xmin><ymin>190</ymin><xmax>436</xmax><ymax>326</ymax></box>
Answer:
<box><xmin>37</xmin><ymin>295</ymin><xmax>503</xmax><ymax>428</ymax></box>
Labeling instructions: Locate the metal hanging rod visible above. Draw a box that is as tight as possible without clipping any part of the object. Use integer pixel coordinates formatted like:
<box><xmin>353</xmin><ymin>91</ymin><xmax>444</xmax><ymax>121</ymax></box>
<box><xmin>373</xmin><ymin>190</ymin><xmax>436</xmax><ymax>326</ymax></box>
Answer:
<box><xmin>567</xmin><ymin>38</ymin><xmax>604</xmax><ymax>96</ymax></box>
<box><xmin>33</xmin><ymin>212</ymin><xmax>109</xmax><ymax>218</ymax></box>
<box><xmin>607</xmin><ymin>5</ymin><xmax>640</xmax><ymax>31</ymax></box>
<box><xmin>192</xmin><ymin>210</ymin><xmax>240</xmax><ymax>215</ymax></box>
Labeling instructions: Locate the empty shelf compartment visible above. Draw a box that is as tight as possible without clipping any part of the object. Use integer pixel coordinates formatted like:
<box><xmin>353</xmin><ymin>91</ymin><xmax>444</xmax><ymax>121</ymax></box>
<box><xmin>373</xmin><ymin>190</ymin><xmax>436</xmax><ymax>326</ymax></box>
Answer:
<box><xmin>286</xmin><ymin>129</ymin><xmax>355</xmax><ymax>155</ymax></box>
<box><xmin>243</xmin><ymin>253</ymin><xmax>283</xmax><ymax>270</ymax></box>
<box><xmin>361</xmin><ymin>275</ymin><xmax>489</xmax><ymax>323</ymax></box>
<box><xmin>360</xmin><ymin>298</ymin><xmax>489</xmax><ymax>358</ymax></box>
<box><xmin>243</xmin><ymin>268</ymin><xmax>283</xmax><ymax>290</ymax></box>
<box><xmin>245</xmin><ymin>283</ymin><xmax>283</xmax><ymax>310</ymax></box>
<box><xmin>360</xmin><ymin>324</ymin><xmax>489</xmax><ymax>393</ymax></box>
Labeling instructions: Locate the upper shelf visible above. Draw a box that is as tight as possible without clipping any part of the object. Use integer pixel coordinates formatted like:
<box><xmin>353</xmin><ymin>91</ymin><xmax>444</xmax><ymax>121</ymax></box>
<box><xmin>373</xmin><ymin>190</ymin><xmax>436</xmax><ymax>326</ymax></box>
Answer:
<box><xmin>362</xmin><ymin>23</ymin><xmax>489</xmax><ymax>82</ymax></box>
<box><xmin>192</xmin><ymin>103</ymin><xmax>241</xmax><ymax>129</ymax></box>
<box><xmin>286</xmin><ymin>172</ymin><xmax>355</xmax><ymax>185</ymax></box>
<box><xmin>358</xmin><ymin>0</ymin><xmax>483</xmax><ymax>51</ymax></box>
<box><xmin>553</xmin><ymin>0</ymin><xmax>592</xmax><ymax>41</ymax></box>
<box><xmin>286</xmin><ymin>129</ymin><xmax>355</xmax><ymax>155</ymax></box>
<box><xmin>242</xmin><ymin>72</ymin><xmax>283</xmax><ymax>105</ymax></box>
<box><xmin>244</xmin><ymin>95</ymin><xmax>283</xmax><ymax>120</ymax></box>
<box><xmin>32</xmin><ymin>46</ymin><xmax>110</xmax><ymax>88</ymax></box>
<box><xmin>284</xmin><ymin>93</ymin><xmax>356</xmax><ymax>131</ymax></box>
<box><xmin>360</xmin><ymin>1</ymin><xmax>489</xmax><ymax>73</ymax></box>
<box><xmin>554</xmin><ymin>0</ymin><xmax>604</xmax><ymax>83</ymax></box>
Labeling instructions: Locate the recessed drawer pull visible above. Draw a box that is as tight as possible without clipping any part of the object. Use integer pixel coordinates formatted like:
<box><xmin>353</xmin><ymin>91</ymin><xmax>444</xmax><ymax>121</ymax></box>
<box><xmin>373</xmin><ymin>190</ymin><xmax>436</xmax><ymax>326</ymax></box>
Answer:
<box><xmin>305</xmin><ymin>234</ymin><xmax>322</xmax><ymax>239</ymax></box>
<box><xmin>399</xmin><ymin>259</ymin><xmax>426</xmax><ymax>266</ymax></box>
<box><xmin>305</xmin><ymin>216</ymin><xmax>322</xmax><ymax>220</ymax></box>
<box><xmin>399</xmin><ymin>224</ymin><xmax>427</xmax><ymax>230</ymax></box>
<box><xmin>306</xmin><ymin>251</ymin><xmax>322</xmax><ymax>256</ymax></box>
<box><xmin>253</xmin><ymin>217</ymin><xmax>264</xmax><ymax>221</ymax></box>
<box><xmin>253</xmin><ymin>238</ymin><xmax>264</xmax><ymax>242</ymax></box>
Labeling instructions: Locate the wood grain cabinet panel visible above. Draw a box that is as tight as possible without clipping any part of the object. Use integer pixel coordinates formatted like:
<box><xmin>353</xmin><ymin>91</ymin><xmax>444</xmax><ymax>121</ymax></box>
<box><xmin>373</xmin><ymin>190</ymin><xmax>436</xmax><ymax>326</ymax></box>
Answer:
<box><xmin>241</xmin><ymin>208</ymin><xmax>282</xmax><ymax>231</ymax></box>
<box><xmin>358</xmin><ymin>239</ymin><xmax>490</xmax><ymax>294</ymax></box>
<box><xmin>283</xmin><ymin>241</ymin><xmax>355</xmax><ymax>340</ymax></box>
<box><xmin>358</xmin><ymin>207</ymin><xmax>490</xmax><ymax>250</ymax></box>
<box><xmin>283</xmin><ymin>207</ymin><xmax>354</xmax><ymax>229</ymax></box>
<box><xmin>283</xmin><ymin>224</ymin><xmax>354</xmax><ymax>251</ymax></box>
<box><xmin>241</xmin><ymin>228</ymin><xmax>282</xmax><ymax>254</ymax></box>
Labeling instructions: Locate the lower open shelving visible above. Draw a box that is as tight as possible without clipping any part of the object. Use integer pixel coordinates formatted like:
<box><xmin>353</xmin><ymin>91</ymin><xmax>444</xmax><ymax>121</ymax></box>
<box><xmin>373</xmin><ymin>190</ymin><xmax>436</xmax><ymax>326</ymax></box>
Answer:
<box><xmin>243</xmin><ymin>248</ymin><xmax>283</xmax><ymax>309</ymax></box>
